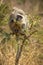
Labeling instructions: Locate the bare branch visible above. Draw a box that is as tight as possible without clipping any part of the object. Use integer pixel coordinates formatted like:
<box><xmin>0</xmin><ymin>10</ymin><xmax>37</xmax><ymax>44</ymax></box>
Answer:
<box><xmin>15</xmin><ymin>29</ymin><xmax>37</xmax><ymax>65</ymax></box>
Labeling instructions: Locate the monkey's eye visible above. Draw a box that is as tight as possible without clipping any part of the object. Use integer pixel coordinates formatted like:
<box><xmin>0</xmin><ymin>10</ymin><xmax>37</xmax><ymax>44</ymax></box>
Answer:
<box><xmin>16</xmin><ymin>15</ymin><xmax>23</xmax><ymax>21</ymax></box>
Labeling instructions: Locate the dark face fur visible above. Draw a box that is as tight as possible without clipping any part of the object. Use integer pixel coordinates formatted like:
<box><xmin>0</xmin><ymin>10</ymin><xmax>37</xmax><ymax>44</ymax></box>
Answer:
<box><xmin>16</xmin><ymin>15</ymin><xmax>23</xmax><ymax>21</ymax></box>
<box><xmin>10</xmin><ymin>14</ymin><xmax>23</xmax><ymax>22</ymax></box>
<box><xmin>9</xmin><ymin>14</ymin><xmax>23</xmax><ymax>34</ymax></box>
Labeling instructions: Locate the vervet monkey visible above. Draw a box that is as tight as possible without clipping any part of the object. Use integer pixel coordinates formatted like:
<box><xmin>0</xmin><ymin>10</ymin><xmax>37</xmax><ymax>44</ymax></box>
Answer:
<box><xmin>9</xmin><ymin>7</ymin><xmax>29</xmax><ymax>35</ymax></box>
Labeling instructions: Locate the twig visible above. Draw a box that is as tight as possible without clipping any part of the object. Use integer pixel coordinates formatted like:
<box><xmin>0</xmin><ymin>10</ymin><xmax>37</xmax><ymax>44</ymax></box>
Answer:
<box><xmin>0</xmin><ymin>27</ymin><xmax>37</xmax><ymax>65</ymax></box>
<box><xmin>15</xmin><ymin>29</ymin><xmax>37</xmax><ymax>65</ymax></box>
<box><xmin>15</xmin><ymin>35</ymin><xmax>26</xmax><ymax>65</ymax></box>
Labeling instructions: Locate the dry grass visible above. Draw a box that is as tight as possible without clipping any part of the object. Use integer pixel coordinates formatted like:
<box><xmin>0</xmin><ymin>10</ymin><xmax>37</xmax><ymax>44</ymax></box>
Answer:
<box><xmin>0</xmin><ymin>21</ymin><xmax>43</xmax><ymax>65</ymax></box>
<box><xmin>0</xmin><ymin>40</ymin><xmax>43</xmax><ymax>65</ymax></box>
<box><xmin>0</xmin><ymin>0</ymin><xmax>43</xmax><ymax>65</ymax></box>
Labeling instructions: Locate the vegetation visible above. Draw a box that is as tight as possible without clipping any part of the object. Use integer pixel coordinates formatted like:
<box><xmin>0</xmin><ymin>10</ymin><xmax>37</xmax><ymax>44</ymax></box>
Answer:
<box><xmin>16</xmin><ymin>0</ymin><xmax>26</xmax><ymax>4</ymax></box>
<box><xmin>0</xmin><ymin>3</ymin><xmax>11</xmax><ymax>26</ymax></box>
<box><xmin>0</xmin><ymin>1</ymin><xmax>43</xmax><ymax>65</ymax></box>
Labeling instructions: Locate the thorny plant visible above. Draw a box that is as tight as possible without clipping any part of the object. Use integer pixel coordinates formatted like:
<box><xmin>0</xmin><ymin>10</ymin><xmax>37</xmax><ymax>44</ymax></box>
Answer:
<box><xmin>0</xmin><ymin>2</ymin><xmax>41</xmax><ymax>65</ymax></box>
<box><xmin>0</xmin><ymin>15</ymin><xmax>40</xmax><ymax>65</ymax></box>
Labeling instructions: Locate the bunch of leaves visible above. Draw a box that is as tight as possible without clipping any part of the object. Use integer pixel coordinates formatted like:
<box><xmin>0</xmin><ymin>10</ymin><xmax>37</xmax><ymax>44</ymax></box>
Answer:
<box><xmin>27</xmin><ymin>14</ymin><xmax>40</xmax><ymax>28</ymax></box>
<box><xmin>0</xmin><ymin>3</ymin><xmax>10</xmax><ymax>26</ymax></box>
<box><xmin>0</xmin><ymin>28</ymin><xmax>11</xmax><ymax>44</ymax></box>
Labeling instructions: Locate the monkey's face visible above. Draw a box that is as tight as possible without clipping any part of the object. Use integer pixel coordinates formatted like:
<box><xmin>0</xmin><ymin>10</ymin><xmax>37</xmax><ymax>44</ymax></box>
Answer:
<box><xmin>9</xmin><ymin>7</ymin><xmax>28</xmax><ymax>33</ymax></box>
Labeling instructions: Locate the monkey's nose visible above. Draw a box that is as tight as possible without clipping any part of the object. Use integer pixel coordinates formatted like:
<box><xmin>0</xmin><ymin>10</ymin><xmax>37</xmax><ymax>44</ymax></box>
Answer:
<box><xmin>22</xmin><ymin>24</ymin><xmax>25</xmax><ymax>29</ymax></box>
